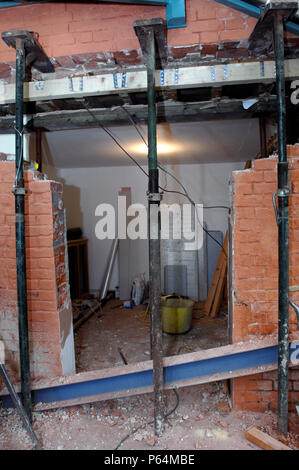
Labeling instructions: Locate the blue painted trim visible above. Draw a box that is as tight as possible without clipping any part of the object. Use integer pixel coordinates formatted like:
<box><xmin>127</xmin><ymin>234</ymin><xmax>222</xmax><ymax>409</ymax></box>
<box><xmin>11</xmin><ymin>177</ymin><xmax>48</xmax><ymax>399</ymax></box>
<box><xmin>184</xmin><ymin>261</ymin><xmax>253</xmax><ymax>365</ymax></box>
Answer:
<box><xmin>286</xmin><ymin>21</ymin><xmax>299</xmax><ymax>37</ymax></box>
<box><xmin>0</xmin><ymin>1</ymin><xmax>22</xmax><ymax>6</ymax></box>
<box><xmin>215</xmin><ymin>0</ymin><xmax>260</xmax><ymax>18</ymax></box>
<box><xmin>215</xmin><ymin>0</ymin><xmax>299</xmax><ymax>37</ymax></box>
<box><xmin>3</xmin><ymin>343</ymin><xmax>299</xmax><ymax>409</ymax></box>
<box><xmin>166</xmin><ymin>0</ymin><xmax>186</xmax><ymax>29</ymax></box>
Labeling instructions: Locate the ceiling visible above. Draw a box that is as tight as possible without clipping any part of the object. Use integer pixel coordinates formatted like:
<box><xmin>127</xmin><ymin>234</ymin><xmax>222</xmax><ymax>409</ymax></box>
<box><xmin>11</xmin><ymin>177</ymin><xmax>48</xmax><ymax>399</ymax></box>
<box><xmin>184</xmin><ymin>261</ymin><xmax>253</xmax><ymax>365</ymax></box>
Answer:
<box><xmin>42</xmin><ymin>118</ymin><xmax>260</xmax><ymax>169</ymax></box>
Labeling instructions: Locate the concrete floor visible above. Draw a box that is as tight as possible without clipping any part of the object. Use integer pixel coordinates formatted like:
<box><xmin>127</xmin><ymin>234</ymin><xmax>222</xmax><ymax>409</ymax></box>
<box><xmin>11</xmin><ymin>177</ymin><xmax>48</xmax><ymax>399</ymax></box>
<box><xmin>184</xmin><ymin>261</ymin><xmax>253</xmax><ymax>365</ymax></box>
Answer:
<box><xmin>74</xmin><ymin>299</ymin><xmax>229</xmax><ymax>373</ymax></box>
<box><xmin>1</xmin><ymin>299</ymin><xmax>298</xmax><ymax>450</ymax></box>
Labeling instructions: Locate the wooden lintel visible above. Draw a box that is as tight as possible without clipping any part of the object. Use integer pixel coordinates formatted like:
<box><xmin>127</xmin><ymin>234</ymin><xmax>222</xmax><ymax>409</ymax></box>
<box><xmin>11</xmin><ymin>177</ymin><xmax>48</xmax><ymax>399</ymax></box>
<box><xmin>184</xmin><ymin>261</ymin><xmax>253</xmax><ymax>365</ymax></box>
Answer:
<box><xmin>0</xmin><ymin>59</ymin><xmax>298</xmax><ymax>106</ymax></box>
<box><xmin>0</xmin><ymin>97</ymin><xmax>277</xmax><ymax>133</ymax></box>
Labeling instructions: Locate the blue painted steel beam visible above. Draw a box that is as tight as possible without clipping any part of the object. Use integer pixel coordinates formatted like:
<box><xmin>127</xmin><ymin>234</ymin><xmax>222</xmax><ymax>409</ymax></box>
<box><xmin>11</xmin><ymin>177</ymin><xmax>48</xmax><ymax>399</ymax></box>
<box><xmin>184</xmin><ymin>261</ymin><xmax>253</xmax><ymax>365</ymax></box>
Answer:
<box><xmin>0</xmin><ymin>0</ymin><xmax>186</xmax><ymax>29</ymax></box>
<box><xmin>215</xmin><ymin>0</ymin><xmax>299</xmax><ymax>36</ymax></box>
<box><xmin>166</xmin><ymin>0</ymin><xmax>186</xmax><ymax>28</ymax></box>
<box><xmin>2</xmin><ymin>341</ymin><xmax>299</xmax><ymax>409</ymax></box>
<box><xmin>0</xmin><ymin>2</ymin><xmax>23</xmax><ymax>6</ymax></box>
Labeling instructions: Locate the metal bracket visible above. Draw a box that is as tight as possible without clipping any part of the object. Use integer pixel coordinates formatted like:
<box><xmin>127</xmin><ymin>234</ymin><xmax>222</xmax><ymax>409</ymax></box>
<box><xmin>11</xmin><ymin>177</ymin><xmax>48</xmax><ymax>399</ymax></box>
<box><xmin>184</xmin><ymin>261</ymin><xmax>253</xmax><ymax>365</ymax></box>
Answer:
<box><xmin>272</xmin><ymin>187</ymin><xmax>290</xmax><ymax>224</ymax></box>
<box><xmin>12</xmin><ymin>187</ymin><xmax>28</xmax><ymax>196</ymax></box>
<box><xmin>147</xmin><ymin>191</ymin><xmax>163</xmax><ymax>202</ymax></box>
<box><xmin>248</xmin><ymin>2</ymin><xmax>298</xmax><ymax>54</ymax></box>
<box><xmin>1</xmin><ymin>29</ymin><xmax>54</xmax><ymax>73</ymax></box>
<box><xmin>134</xmin><ymin>18</ymin><xmax>168</xmax><ymax>68</ymax></box>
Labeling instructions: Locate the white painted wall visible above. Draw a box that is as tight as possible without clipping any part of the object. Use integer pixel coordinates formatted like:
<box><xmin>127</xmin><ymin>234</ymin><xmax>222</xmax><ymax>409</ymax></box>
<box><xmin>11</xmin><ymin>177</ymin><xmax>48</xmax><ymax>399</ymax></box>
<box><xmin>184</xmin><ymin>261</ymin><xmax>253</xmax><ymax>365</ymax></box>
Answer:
<box><xmin>57</xmin><ymin>161</ymin><xmax>245</xmax><ymax>296</ymax></box>
<box><xmin>0</xmin><ymin>132</ymin><xmax>31</xmax><ymax>161</ymax></box>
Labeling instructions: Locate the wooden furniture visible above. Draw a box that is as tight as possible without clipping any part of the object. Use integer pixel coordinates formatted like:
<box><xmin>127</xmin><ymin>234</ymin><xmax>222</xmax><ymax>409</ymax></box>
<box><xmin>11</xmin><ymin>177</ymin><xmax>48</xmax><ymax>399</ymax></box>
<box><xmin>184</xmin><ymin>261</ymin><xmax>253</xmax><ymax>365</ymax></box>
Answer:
<box><xmin>67</xmin><ymin>237</ymin><xmax>89</xmax><ymax>299</ymax></box>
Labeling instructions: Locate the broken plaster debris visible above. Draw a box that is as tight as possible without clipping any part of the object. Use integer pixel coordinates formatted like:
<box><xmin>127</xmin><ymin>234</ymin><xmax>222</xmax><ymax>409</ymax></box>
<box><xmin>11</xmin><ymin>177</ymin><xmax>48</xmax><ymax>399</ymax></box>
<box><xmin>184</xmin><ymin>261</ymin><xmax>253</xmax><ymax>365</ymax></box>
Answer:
<box><xmin>1</xmin><ymin>382</ymin><xmax>298</xmax><ymax>450</ymax></box>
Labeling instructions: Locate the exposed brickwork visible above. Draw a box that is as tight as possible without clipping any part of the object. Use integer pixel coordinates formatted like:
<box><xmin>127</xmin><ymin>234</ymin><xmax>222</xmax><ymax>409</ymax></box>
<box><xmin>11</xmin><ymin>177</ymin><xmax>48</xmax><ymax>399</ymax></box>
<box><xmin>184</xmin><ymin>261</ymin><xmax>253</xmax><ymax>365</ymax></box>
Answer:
<box><xmin>0</xmin><ymin>1</ymin><xmax>258</xmax><ymax>71</ymax></box>
<box><xmin>0</xmin><ymin>157</ymin><xmax>74</xmax><ymax>386</ymax></box>
<box><xmin>0</xmin><ymin>1</ymin><xmax>297</xmax><ymax>84</ymax></box>
<box><xmin>231</xmin><ymin>145</ymin><xmax>299</xmax><ymax>433</ymax></box>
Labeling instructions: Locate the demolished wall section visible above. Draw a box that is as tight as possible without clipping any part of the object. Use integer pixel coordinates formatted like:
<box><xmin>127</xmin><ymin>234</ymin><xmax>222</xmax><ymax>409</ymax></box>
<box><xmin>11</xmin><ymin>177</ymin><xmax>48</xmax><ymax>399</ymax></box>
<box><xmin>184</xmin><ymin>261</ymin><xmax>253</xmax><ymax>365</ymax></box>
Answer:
<box><xmin>0</xmin><ymin>157</ymin><xmax>75</xmax><ymax>385</ymax></box>
<box><xmin>231</xmin><ymin>145</ymin><xmax>299</xmax><ymax>432</ymax></box>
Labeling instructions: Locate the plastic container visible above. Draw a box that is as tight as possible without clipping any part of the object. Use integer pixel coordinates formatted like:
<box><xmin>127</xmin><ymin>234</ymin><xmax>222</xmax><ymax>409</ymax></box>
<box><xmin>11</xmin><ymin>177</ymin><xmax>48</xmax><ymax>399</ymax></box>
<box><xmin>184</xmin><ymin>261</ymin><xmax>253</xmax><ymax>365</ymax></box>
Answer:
<box><xmin>131</xmin><ymin>274</ymin><xmax>145</xmax><ymax>306</ymax></box>
<box><xmin>161</xmin><ymin>296</ymin><xmax>194</xmax><ymax>334</ymax></box>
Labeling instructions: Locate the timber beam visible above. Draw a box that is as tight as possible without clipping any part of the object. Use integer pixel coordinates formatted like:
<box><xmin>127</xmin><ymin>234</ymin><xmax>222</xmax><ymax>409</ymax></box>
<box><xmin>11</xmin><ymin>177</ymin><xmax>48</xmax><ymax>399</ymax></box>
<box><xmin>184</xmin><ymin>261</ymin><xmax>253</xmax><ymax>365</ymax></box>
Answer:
<box><xmin>1</xmin><ymin>338</ymin><xmax>298</xmax><ymax>411</ymax></box>
<box><xmin>0</xmin><ymin>97</ymin><xmax>278</xmax><ymax>133</ymax></box>
<box><xmin>0</xmin><ymin>59</ymin><xmax>298</xmax><ymax>106</ymax></box>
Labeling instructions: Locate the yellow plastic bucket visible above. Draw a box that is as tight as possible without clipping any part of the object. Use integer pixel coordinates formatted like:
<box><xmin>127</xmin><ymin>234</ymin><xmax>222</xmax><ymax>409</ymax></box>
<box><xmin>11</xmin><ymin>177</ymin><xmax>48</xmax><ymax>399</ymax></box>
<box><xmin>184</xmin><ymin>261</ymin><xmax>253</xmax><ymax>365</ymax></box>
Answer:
<box><xmin>162</xmin><ymin>297</ymin><xmax>194</xmax><ymax>334</ymax></box>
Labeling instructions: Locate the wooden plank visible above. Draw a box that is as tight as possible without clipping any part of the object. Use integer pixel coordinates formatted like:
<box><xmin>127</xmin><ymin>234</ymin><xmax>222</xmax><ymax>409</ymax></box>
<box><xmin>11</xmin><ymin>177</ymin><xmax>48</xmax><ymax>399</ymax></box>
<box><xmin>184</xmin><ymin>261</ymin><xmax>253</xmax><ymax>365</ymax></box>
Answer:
<box><xmin>204</xmin><ymin>255</ymin><xmax>224</xmax><ymax>314</ymax></box>
<box><xmin>210</xmin><ymin>262</ymin><xmax>227</xmax><ymax>318</ymax></box>
<box><xmin>0</xmin><ymin>97</ymin><xmax>277</xmax><ymax>132</ymax></box>
<box><xmin>0</xmin><ymin>59</ymin><xmax>298</xmax><ymax>105</ymax></box>
<box><xmin>210</xmin><ymin>232</ymin><xmax>228</xmax><ymax>317</ymax></box>
<box><xmin>204</xmin><ymin>232</ymin><xmax>227</xmax><ymax>315</ymax></box>
<box><xmin>73</xmin><ymin>299</ymin><xmax>101</xmax><ymax>331</ymax></box>
<box><xmin>245</xmin><ymin>426</ymin><xmax>292</xmax><ymax>450</ymax></box>
<box><xmin>0</xmin><ymin>340</ymin><xmax>4</xmax><ymax>365</ymax></box>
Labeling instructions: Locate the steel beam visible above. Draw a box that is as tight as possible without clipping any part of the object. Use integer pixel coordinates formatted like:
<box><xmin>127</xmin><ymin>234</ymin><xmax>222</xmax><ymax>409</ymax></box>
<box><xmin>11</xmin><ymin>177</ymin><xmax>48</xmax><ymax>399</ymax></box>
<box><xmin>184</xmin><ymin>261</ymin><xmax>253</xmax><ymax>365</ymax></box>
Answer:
<box><xmin>1</xmin><ymin>339</ymin><xmax>298</xmax><ymax>412</ymax></box>
<box><xmin>215</xmin><ymin>0</ymin><xmax>299</xmax><ymax>36</ymax></box>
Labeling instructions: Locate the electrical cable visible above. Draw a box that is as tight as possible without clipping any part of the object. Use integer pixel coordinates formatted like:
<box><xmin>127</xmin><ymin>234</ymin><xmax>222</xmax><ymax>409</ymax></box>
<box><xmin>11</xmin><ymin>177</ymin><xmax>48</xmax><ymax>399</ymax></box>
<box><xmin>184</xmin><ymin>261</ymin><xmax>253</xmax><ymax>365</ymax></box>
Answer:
<box><xmin>114</xmin><ymin>388</ymin><xmax>180</xmax><ymax>450</ymax></box>
<box><xmin>116</xmin><ymin>106</ymin><xmax>229</xmax><ymax>255</ymax></box>
<box><xmin>120</xmin><ymin>106</ymin><xmax>148</xmax><ymax>148</ymax></box>
<box><xmin>84</xmin><ymin>102</ymin><xmax>228</xmax><ymax>256</ymax></box>
<box><xmin>85</xmin><ymin>105</ymin><xmax>149</xmax><ymax>179</ymax></box>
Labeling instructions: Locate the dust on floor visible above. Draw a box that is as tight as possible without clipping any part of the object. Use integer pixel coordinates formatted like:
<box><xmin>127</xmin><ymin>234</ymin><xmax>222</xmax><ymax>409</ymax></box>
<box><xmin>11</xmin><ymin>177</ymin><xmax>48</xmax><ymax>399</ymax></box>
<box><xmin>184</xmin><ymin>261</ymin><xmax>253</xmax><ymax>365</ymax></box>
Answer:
<box><xmin>1</xmin><ymin>299</ymin><xmax>298</xmax><ymax>450</ymax></box>
<box><xmin>0</xmin><ymin>381</ymin><xmax>298</xmax><ymax>450</ymax></box>
<box><xmin>74</xmin><ymin>299</ymin><xmax>228</xmax><ymax>372</ymax></box>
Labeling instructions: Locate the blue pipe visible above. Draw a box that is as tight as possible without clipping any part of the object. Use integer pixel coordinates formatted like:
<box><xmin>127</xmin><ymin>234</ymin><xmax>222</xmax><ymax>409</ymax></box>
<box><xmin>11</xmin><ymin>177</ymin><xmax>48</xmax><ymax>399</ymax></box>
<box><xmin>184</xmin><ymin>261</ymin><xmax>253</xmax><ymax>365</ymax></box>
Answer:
<box><xmin>216</xmin><ymin>0</ymin><xmax>299</xmax><ymax>36</ymax></box>
<box><xmin>0</xmin><ymin>2</ymin><xmax>23</xmax><ymax>6</ymax></box>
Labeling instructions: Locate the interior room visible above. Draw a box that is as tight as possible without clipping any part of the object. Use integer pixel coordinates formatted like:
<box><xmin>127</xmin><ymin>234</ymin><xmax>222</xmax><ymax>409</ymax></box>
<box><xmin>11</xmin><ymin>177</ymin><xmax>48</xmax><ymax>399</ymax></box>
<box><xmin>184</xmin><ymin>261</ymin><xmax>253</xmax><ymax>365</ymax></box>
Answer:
<box><xmin>31</xmin><ymin>117</ymin><xmax>259</xmax><ymax>371</ymax></box>
<box><xmin>0</xmin><ymin>0</ymin><xmax>298</xmax><ymax>452</ymax></box>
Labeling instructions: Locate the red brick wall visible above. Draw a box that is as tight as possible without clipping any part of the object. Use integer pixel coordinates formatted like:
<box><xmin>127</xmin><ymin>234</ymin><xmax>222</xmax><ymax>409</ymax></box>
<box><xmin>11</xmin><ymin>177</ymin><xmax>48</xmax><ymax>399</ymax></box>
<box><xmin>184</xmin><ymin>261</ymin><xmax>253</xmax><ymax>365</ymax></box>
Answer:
<box><xmin>231</xmin><ymin>145</ymin><xmax>299</xmax><ymax>432</ymax></box>
<box><xmin>0</xmin><ymin>157</ymin><xmax>75</xmax><ymax>386</ymax></box>
<box><xmin>0</xmin><ymin>0</ymin><xmax>257</xmax><ymax>63</ymax></box>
